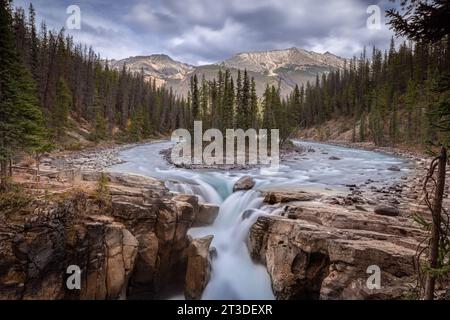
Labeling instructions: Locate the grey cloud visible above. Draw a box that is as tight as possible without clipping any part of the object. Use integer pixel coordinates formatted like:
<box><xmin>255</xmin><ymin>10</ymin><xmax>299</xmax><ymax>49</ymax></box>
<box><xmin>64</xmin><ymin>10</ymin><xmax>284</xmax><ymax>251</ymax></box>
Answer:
<box><xmin>13</xmin><ymin>0</ymin><xmax>400</xmax><ymax>64</ymax></box>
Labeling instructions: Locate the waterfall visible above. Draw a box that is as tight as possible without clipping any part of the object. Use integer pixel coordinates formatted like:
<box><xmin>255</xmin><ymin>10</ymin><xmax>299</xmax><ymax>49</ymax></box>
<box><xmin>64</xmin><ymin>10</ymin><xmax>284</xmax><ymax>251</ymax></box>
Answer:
<box><xmin>109</xmin><ymin>139</ymin><xmax>410</xmax><ymax>300</ymax></box>
<box><xmin>170</xmin><ymin>179</ymin><xmax>276</xmax><ymax>300</ymax></box>
<box><xmin>162</xmin><ymin>170</ymin><xmax>231</xmax><ymax>205</ymax></box>
<box><xmin>201</xmin><ymin>190</ymin><xmax>275</xmax><ymax>300</ymax></box>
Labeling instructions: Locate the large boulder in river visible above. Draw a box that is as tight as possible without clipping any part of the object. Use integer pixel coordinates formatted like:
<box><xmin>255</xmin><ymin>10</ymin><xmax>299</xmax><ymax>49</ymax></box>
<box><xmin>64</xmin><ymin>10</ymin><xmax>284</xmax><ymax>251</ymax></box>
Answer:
<box><xmin>233</xmin><ymin>176</ymin><xmax>255</xmax><ymax>192</ymax></box>
<box><xmin>374</xmin><ymin>205</ymin><xmax>400</xmax><ymax>217</ymax></box>
<box><xmin>195</xmin><ymin>203</ymin><xmax>220</xmax><ymax>226</ymax></box>
<box><xmin>264</xmin><ymin>191</ymin><xmax>320</xmax><ymax>204</ymax></box>
<box><xmin>248</xmin><ymin>203</ymin><xmax>425</xmax><ymax>300</ymax></box>
<box><xmin>173</xmin><ymin>194</ymin><xmax>199</xmax><ymax>216</ymax></box>
<box><xmin>173</xmin><ymin>194</ymin><xmax>219</xmax><ymax>226</ymax></box>
<box><xmin>185</xmin><ymin>235</ymin><xmax>214</xmax><ymax>300</ymax></box>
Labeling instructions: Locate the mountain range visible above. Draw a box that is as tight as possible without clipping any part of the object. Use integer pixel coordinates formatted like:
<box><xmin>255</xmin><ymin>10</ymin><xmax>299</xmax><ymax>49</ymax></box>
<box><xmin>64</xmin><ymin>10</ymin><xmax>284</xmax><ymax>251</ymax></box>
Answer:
<box><xmin>109</xmin><ymin>47</ymin><xmax>346</xmax><ymax>97</ymax></box>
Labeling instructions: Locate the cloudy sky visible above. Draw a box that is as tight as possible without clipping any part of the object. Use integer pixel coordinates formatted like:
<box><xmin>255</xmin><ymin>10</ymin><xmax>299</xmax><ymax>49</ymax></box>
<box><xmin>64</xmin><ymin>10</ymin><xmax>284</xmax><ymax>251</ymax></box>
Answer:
<box><xmin>13</xmin><ymin>0</ymin><xmax>400</xmax><ymax>65</ymax></box>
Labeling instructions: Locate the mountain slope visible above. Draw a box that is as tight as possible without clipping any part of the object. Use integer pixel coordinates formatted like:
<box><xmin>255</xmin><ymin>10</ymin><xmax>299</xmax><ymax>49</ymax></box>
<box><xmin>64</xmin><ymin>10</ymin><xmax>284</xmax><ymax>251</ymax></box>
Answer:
<box><xmin>109</xmin><ymin>54</ymin><xmax>194</xmax><ymax>88</ymax></box>
<box><xmin>110</xmin><ymin>48</ymin><xmax>346</xmax><ymax>97</ymax></box>
<box><xmin>219</xmin><ymin>47</ymin><xmax>344</xmax><ymax>74</ymax></box>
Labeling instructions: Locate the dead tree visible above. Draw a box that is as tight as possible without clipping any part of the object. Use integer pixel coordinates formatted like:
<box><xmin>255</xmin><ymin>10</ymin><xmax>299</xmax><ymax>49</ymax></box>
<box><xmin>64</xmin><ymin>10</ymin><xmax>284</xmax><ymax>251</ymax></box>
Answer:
<box><xmin>424</xmin><ymin>146</ymin><xmax>447</xmax><ymax>300</ymax></box>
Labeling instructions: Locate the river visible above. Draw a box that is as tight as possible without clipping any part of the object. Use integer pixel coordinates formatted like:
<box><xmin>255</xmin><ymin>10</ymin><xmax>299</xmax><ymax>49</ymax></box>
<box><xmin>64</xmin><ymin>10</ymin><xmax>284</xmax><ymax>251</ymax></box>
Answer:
<box><xmin>109</xmin><ymin>140</ymin><xmax>410</xmax><ymax>300</ymax></box>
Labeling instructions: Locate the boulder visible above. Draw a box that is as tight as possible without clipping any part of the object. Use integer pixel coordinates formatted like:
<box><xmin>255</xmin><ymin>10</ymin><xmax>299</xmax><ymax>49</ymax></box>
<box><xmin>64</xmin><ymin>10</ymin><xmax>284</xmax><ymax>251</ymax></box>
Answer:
<box><xmin>185</xmin><ymin>235</ymin><xmax>214</xmax><ymax>300</ymax></box>
<box><xmin>329</xmin><ymin>156</ymin><xmax>341</xmax><ymax>160</ymax></box>
<box><xmin>264</xmin><ymin>191</ymin><xmax>320</xmax><ymax>204</ymax></box>
<box><xmin>195</xmin><ymin>203</ymin><xmax>220</xmax><ymax>226</ymax></box>
<box><xmin>374</xmin><ymin>206</ymin><xmax>400</xmax><ymax>217</ymax></box>
<box><xmin>388</xmin><ymin>166</ymin><xmax>401</xmax><ymax>172</ymax></box>
<box><xmin>233</xmin><ymin>176</ymin><xmax>256</xmax><ymax>192</ymax></box>
<box><xmin>173</xmin><ymin>194</ymin><xmax>199</xmax><ymax>216</ymax></box>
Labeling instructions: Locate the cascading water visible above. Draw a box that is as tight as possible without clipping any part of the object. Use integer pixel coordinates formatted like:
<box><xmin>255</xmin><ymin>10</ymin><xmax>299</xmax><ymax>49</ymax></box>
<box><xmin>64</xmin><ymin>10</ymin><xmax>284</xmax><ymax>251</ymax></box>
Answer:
<box><xmin>188</xmin><ymin>187</ymin><xmax>275</xmax><ymax>300</ymax></box>
<box><xmin>109</xmin><ymin>140</ymin><xmax>410</xmax><ymax>300</ymax></box>
<box><xmin>166</xmin><ymin>172</ymin><xmax>276</xmax><ymax>299</ymax></box>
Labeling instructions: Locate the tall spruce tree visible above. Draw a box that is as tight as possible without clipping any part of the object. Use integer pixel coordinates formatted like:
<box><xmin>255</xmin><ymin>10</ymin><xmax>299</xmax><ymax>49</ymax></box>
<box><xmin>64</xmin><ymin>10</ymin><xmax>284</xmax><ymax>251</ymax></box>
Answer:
<box><xmin>52</xmin><ymin>77</ymin><xmax>72</xmax><ymax>139</ymax></box>
<box><xmin>241</xmin><ymin>70</ymin><xmax>250</xmax><ymax>129</ymax></box>
<box><xmin>190</xmin><ymin>74</ymin><xmax>200</xmax><ymax>121</ymax></box>
<box><xmin>250</xmin><ymin>77</ymin><xmax>259</xmax><ymax>129</ymax></box>
<box><xmin>0</xmin><ymin>0</ymin><xmax>47</xmax><ymax>190</ymax></box>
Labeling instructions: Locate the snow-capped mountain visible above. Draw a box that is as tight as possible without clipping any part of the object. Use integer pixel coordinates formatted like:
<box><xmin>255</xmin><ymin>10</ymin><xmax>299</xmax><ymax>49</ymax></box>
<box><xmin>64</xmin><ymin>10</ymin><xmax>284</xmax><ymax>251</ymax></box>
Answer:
<box><xmin>109</xmin><ymin>48</ymin><xmax>346</xmax><ymax>97</ymax></box>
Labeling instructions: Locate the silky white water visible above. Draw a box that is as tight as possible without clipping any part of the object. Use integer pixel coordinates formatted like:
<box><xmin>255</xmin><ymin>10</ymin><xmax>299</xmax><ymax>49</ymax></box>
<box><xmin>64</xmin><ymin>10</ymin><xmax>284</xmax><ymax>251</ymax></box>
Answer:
<box><xmin>109</xmin><ymin>140</ymin><xmax>410</xmax><ymax>300</ymax></box>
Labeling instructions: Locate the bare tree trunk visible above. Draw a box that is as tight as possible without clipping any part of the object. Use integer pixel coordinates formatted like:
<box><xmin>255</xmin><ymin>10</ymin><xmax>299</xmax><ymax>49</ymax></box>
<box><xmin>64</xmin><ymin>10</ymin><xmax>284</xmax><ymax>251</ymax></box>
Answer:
<box><xmin>424</xmin><ymin>146</ymin><xmax>447</xmax><ymax>300</ymax></box>
<box><xmin>35</xmin><ymin>153</ymin><xmax>40</xmax><ymax>184</ymax></box>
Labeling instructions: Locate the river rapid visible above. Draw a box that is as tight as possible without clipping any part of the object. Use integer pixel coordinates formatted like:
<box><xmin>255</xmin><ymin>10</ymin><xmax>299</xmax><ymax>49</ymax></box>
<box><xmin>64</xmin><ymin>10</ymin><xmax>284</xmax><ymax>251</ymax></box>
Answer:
<box><xmin>109</xmin><ymin>140</ymin><xmax>411</xmax><ymax>300</ymax></box>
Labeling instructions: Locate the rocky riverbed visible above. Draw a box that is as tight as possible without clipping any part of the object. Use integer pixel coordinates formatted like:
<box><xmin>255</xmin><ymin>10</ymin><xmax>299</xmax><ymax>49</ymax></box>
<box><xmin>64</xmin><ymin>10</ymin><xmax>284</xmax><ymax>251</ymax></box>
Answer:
<box><xmin>3</xmin><ymin>139</ymin><xmax>448</xmax><ymax>300</ymax></box>
<box><xmin>39</xmin><ymin>140</ymin><xmax>169</xmax><ymax>173</ymax></box>
<box><xmin>159</xmin><ymin>141</ymin><xmax>306</xmax><ymax>170</ymax></box>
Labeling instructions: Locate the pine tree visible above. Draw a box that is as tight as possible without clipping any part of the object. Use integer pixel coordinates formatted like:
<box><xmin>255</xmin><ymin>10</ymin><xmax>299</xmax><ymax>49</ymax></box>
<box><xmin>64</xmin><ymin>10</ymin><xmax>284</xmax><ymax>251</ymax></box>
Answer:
<box><xmin>262</xmin><ymin>84</ymin><xmax>274</xmax><ymax>130</ymax></box>
<box><xmin>428</xmin><ymin>72</ymin><xmax>450</xmax><ymax>145</ymax></box>
<box><xmin>27</xmin><ymin>3</ymin><xmax>39</xmax><ymax>81</ymax></box>
<box><xmin>52</xmin><ymin>77</ymin><xmax>72</xmax><ymax>139</ymax></box>
<box><xmin>292</xmin><ymin>84</ymin><xmax>302</xmax><ymax>124</ymax></box>
<box><xmin>0</xmin><ymin>0</ymin><xmax>48</xmax><ymax>190</ymax></box>
<box><xmin>200</xmin><ymin>75</ymin><xmax>209</xmax><ymax>125</ymax></box>
<box><xmin>241</xmin><ymin>70</ymin><xmax>250</xmax><ymax>129</ymax></box>
<box><xmin>210</xmin><ymin>79</ymin><xmax>219</xmax><ymax>128</ymax></box>
<box><xmin>250</xmin><ymin>77</ymin><xmax>258</xmax><ymax>129</ymax></box>
<box><xmin>222</xmin><ymin>70</ymin><xmax>234</xmax><ymax>130</ymax></box>
<box><xmin>235</xmin><ymin>70</ymin><xmax>242</xmax><ymax>127</ymax></box>
<box><xmin>90</xmin><ymin>90</ymin><xmax>107</xmax><ymax>142</ymax></box>
<box><xmin>190</xmin><ymin>74</ymin><xmax>200</xmax><ymax>121</ymax></box>
<box><xmin>128</xmin><ymin>110</ymin><xmax>144</xmax><ymax>142</ymax></box>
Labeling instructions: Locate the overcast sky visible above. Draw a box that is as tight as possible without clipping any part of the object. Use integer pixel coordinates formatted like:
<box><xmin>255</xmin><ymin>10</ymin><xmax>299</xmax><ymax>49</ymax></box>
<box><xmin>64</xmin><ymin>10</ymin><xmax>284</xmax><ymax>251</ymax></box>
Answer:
<box><xmin>13</xmin><ymin>0</ymin><xmax>401</xmax><ymax>65</ymax></box>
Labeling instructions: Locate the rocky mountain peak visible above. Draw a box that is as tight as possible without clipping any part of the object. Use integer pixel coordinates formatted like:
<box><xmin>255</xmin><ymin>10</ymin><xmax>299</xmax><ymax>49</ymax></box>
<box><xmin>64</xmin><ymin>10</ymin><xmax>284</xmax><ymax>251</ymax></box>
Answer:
<box><xmin>218</xmin><ymin>47</ymin><xmax>345</xmax><ymax>75</ymax></box>
<box><xmin>109</xmin><ymin>47</ymin><xmax>345</xmax><ymax>97</ymax></box>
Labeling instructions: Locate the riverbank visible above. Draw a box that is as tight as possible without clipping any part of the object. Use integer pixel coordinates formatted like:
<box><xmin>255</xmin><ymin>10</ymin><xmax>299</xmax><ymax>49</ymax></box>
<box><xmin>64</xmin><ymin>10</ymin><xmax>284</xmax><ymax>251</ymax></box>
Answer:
<box><xmin>26</xmin><ymin>139</ymin><xmax>168</xmax><ymax>173</ymax></box>
<box><xmin>32</xmin><ymin>138</ymin><xmax>432</xmax><ymax>218</ymax></box>
<box><xmin>4</xmin><ymin>138</ymin><xmax>446</xmax><ymax>300</ymax></box>
<box><xmin>297</xmin><ymin>118</ymin><xmax>430</xmax><ymax>159</ymax></box>
<box><xmin>301</xmin><ymin>138</ymin><xmax>427</xmax><ymax>161</ymax></box>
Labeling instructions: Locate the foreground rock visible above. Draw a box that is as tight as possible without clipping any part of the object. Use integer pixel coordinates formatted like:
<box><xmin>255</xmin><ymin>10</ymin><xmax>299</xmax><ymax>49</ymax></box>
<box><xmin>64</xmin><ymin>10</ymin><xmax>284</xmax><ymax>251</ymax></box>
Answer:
<box><xmin>0</xmin><ymin>172</ymin><xmax>201</xmax><ymax>300</ymax></box>
<box><xmin>248</xmin><ymin>203</ymin><xmax>425</xmax><ymax>300</ymax></box>
<box><xmin>185</xmin><ymin>235</ymin><xmax>214</xmax><ymax>300</ymax></box>
<box><xmin>264</xmin><ymin>191</ymin><xmax>320</xmax><ymax>204</ymax></box>
<box><xmin>374</xmin><ymin>205</ymin><xmax>400</xmax><ymax>217</ymax></box>
<box><xmin>172</xmin><ymin>194</ymin><xmax>219</xmax><ymax>226</ymax></box>
<box><xmin>0</xmin><ymin>205</ymin><xmax>139</xmax><ymax>300</ymax></box>
<box><xmin>233</xmin><ymin>176</ymin><xmax>256</xmax><ymax>192</ymax></box>
<box><xmin>196</xmin><ymin>203</ymin><xmax>220</xmax><ymax>226</ymax></box>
